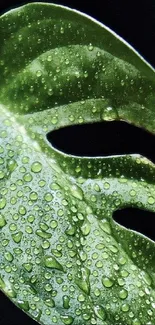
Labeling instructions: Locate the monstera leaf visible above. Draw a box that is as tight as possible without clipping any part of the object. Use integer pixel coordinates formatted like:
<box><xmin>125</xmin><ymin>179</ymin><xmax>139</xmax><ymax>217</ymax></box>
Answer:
<box><xmin>0</xmin><ymin>2</ymin><xmax>155</xmax><ymax>325</ymax></box>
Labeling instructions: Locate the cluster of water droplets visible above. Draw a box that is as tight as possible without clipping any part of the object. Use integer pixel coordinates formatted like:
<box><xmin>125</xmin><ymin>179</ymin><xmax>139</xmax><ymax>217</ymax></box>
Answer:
<box><xmin>0</xmin><ymin>103</ymin><xmax>155</xmax><ymax>325</ymax></box>
<box><xmin>0</xmin><ymin>4</ymin><xmax>155</xmax><ymax>325</ymax></box>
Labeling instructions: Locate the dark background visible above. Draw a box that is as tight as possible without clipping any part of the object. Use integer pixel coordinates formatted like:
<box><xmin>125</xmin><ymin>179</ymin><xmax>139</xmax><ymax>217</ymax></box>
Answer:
<box><xmin>0</xmin><ymin>1</ymin><xmax>155</xmax><ymax>324</ymax></box>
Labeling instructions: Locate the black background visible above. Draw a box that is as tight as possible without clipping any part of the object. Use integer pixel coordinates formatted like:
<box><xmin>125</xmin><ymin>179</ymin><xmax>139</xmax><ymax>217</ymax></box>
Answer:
<box><xmin>0</xmin><ymin>1</ymin><xmax>155</xmax><ymax>324</ymax></box>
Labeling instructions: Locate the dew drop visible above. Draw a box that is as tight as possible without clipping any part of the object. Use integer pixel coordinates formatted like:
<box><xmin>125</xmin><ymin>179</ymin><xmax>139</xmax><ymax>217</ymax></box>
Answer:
<box><xmin>12</xmin><ymin>231</ymin><xmax>23</xmax><ymax>243</ymax></box>
<box><xmin>65</xmin><ymin>225</ymin><xmax>76</xmax><ymax>236</ymax></box>
<box><xmin>78</xmin><ymin>294</ymin><xmax>85</xmax><ymax>302</ymax></box>
<box><xmin>88</xmin><ymin>43</ymin><xmax>94</xmax><ymax>51</ymax></box>
<box><xmin>31</xmin><ymin>162</ymin><xmax>42</xmax><ymax>173</ymax></box>
<box><xmin>63</xmin><ymin>295</ymin><xmax>70</xmax><ymax>309</ymax></box>
<box><xmin>29</xmin><ymin>192</ymin><xmax>38</xmax><ymax>201</ymax></box>
<box><xmin>0</xmin><ymin>197</ymin><xmax>6</xmax><ymax>209</ymax></box>
<box><xmin>36</xmin><ymin>70</ymin><xmax>42</xmax><ymax>77</ymax></box>
<box><xmin>18</xmin><ymin>300</ymin><xmax>29</xmax><ymax>311</ymax></box>
<box><xmin>50</xmin><ymin>220</ymin><xmax>58</xmax><ymax>229</ymax></box>
<box><xmin>23</xmin><ymin>263</ymin><xmax>33</xmax><ymax>272</ymax></box>
<box><xmin>70</xmin><ymin>185</ymin><xmax>83</xmax><ymax>200</ymax></box>
<box><xmin>132</xmin><ymin>319</ymin><xmax>141</xmax><ymax>325</ymax></box>
<box><xmin>44</xmin><ymin>193</ymin><xmax>53</xmax><ymax>202</ymax></box>
<box><xmin>4</xmin><ymin>251</ymin><xmax>13</xmax><ymax>262</ymax></box>
<box><xmin>102</xmin><ymin>277</ymin><xmax>114</xmax><ymax>288</ymax></box>
<box><xmin>51</xmin><ymin>116</ymin><xmax>58</xmax><ymax>125</ymax></box>
<box><xmin>129</xmin><ymin>189</ymin><xmax>136</xmax><ymax>197</ymax></box>
<box><xmin>0</xmin><ymin>214</ymin><xmax>6</xmax><ymax>228</ymax></box>
<box><xmin>24</xmin><ymin>173</ymin><xmax>33</xmax><ymax>182</ymax></box>
<box><xmin>142</xmin><ymin>272</ymin><xmax>152</xmax><ymax>286</ymax></box>
<box><xmin>81</xmin><ymin>219</ymin><xmax>91</xmax><ymax>236</ymax></box>
<box><xmin>75</xmin><ymin>267</ymin><xmax>90</xmax><ymax>294</ymax></box>
<box><xmin>119</xmin><ymin>289</ymin><xmax>128</xmax><ymax>299</ymax></box>
<box><xmin>45</xmin><ymin>298</ymin><xmax>55</xmax><ymax>308</ymax></box>
<box><xmin>94</xmin><ymin>305</ymin><xmax>106</xmax><ymax>320</ymax></box>
<box><xmin>48</xmin><ymin>88</ymin><xmax>53</xmax><ymax>96</ymax></box>
<box><xmin>148</xmin><ymin>196</ymin><xmax>155</xmax><ymax>205</ymax></box>
<box><xmin>121</xmin><ymin>303</ymin><xmax>129</xmax><ymax>312</ymax></box>
<box><xmin>60</xmin><ymin>315</ymin><xmax>74</xmax><ymax>325</ymax></box>
<box><xmin>47</xmin><ymin>55</ymin><xmax>52</xmax><ymax>62</ymax></box>
<box><xmin>99</xmin><ymin>219</ymin><xmax>111</xmax><ymax>234</ymax></box>
<box><xmin>0</xmin><ymin>171</ymin><xmax>5</xmax><ymax>179</ymax></box>
<box><xmin>44</xmin><ymin>255</ymin><xmax>64</xmax><ymax>271</ymax></box>
<box><xmin>36</xmin><ymin>229</ymin><xmax>52</xmax><ymax>239</ymax></box>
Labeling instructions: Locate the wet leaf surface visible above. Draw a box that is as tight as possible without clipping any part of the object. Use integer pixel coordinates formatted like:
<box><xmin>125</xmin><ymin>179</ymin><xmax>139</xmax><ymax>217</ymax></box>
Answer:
<box><xmin>0</xmin><ymin>3</ymin><xmax>155</xmax><ymax>325</ymax></box>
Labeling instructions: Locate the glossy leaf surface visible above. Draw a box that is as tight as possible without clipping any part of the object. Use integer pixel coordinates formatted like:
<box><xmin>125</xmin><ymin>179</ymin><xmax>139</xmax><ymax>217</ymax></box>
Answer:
<box><xmin>0</xmin><ymin>3</ymin><xmax>155</xmax><ymax>325</ymax></box>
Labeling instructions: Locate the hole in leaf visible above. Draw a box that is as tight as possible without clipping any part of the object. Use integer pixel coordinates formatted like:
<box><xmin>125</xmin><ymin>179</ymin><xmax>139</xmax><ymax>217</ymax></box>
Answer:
<box><xmin>47</xmin><ymin>121</ymin><xmax>155</xmax><ymax>162</ymax></box>
<box><xmin>0</xmin><ymin>291</ymin><xmax>38</xmax><ymax>325</ymax></box>
<box><xmin>113</xmin><ymin>208</ymin><xmax>155</xmax><ymax>241</ymax></box>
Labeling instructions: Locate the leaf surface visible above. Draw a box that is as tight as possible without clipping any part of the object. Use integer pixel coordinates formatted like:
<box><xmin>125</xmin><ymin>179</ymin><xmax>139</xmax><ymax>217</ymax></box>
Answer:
<box><xmin>0</xmin><ymin>3</ymin><xmax>155</xmax><ymax>325</ymax></box>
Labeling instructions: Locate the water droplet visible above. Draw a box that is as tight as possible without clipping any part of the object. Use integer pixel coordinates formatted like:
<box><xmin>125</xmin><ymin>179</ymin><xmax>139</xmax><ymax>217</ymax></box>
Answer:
<box><xmin>0</xmin><ymin>171</ymin><xmax>5</xmax><ymax>179</ymax></box>
<box><xmin>75</xmin><ymin>267</ymin><xmax>90</xmax><ymax>294</ymax></box>
<box><xmin>44</xmin><ymin>193</ymin><xmax>53</xmax><ymax>202</ymax></box>
<box><xmin>78</xmin><ymin>293</ymin><xmax>85</xmax><ymax>302</ymax></box>
<box><xmin>50</xmin><ymin>220</ymin><xmax>58</xmax><ymax>229</ymax></box>
<box><xmin>29</xmin><ymin>192</ymin><xmax>38</xmax><ymax>201</ymax></box>
<box><xmin>104</xmin><ymin>182</ymin><xmax>110</xmax><ymax>189</ymax></box>
<box><xmin>18</xmin><ymin>300</ymin><xmax>29</xmax><ymax>311</ymax></box>
<box><xmin>99</xmin><ymin>219</ymin><xmax>111</xmax><ymax>234</ymax></box>
<box><xmin>60</xmin><ymin>315</ymin><xmax>74</xmax><ymax>325</ymax></box>
<box><xmin>45</xmin><ymin>298</ymin><xmax>55</xmax><ymax>308</ymax></box>
<box><xmin>69</xmin><ymin>115</ymin><xmax>75</xmax><ymax>122</ymax></box>
<box><xmin>45</xmin><ymin>283</ymin><xmax>52</xmax><ymax>292</ymax></box>
<box><xmin>120</xmin><ymin>269</ymin><xmax>129</xmax><ymax>278</ymax></box>
<box><xmin>121</xmin><ymin>303</ymin><xmax>129</xmax><ymax>312</ymax></box>
<box><xmin>27</xmin><ymin>215</ymin><xmax>35</xmax><ymax>223</ymax></box>
<box><xmin>51</xmin><ymin>116</ymin><xmax>58</xmax><ymax>125</ymax></box>
<box><xmin>63</xmin><ymin>295</ymin><xmax>70</xmax><ymax>309</ymax></box>
<box><xmin>44</xmin><ymin>255</ymin><xmax>64</xmax><ymax>271</ymax></box>
<box><xmin>0</xmin><ymin>197</ymin><xmax>6</xmax><ymax>209</ymax></box>
<box><xmin>48</xmin><ymin>88</ymin><xmax>53</xmax><ymax>96</ymax></box>
<box><xmin>109</xmin><ymin>245</ymin><xmax>118</xmax><ymax>253</ymax></box>
<box><xmin>96</xmin><ymin>260</ymin><xmax>103</xmax><ymax>268</ymax></box>
<box><xmin>70</xmin><ymin>185</ymin><xmax>83</xmax><ymax>200</ymax></box>
<box><xmin>94</xmin><ymin>305</ymin><xmax>106</xmax><ymax>320</ymax></box>
<box><xmin>4</xmin><ymin>252</ymin><xmax>13</xmax><ymax>262</ymax></box>
<box><xmin>129</xmin><ymin>190</ymin><xmax>136</xmax><ymax>197</ymax></box>
<box><xmin>132</xmin><ymin>319</ymin><xmax>141</xmax><ymax>325</ymax></box>
<box><xmin>18</xmin><ymin>205</ymin><xmax>26</xmax><ymax>215</ymax></box>
<box><xmin>148</xmin><ymin>196</ymin><xmax>154</xmax><ymax>205</ymax></box>
<box><xmin>0</xmin><ymin>214</ymin><xmax>6</xmax><ymax>228</ymax></box>
<box><xmin>90</xmin><ymin>195</ymin><xmax>97</xmax><ymax>203</ymax></box>
<box><xmin>65</xmin><ymin>225</ymin><xmax>76</xmax><ymax>236</ymax></box>
<box><xmin>36</xmin><ymin>229</ymin><xmax>52</xmax><ymax>239</ymax></box>
<box><xmin>31</xmin><ymin>162</ymin><xmax>42</xmax><ymax>173</ymax></box>
<box><xmin>24</xmin><ymin>173</ymin><xmax>33</xmax><ymax>182</ymax></box>
<box><xmin>119</xmin><ymin>257</ymin><xmax>126</xmax><ymax>265</ymax></box>
<box><xmin>60</xmin><ymin>27</ymin><xmax>64</xmax><ymax>34</ymax></box>
<box><xmin>12</xmin><ymin>231</ymin><xmax>23</xmax><ymax>243</ymax></box>
<box><xmin>118</xmin><ymin>278</ymin><xmax>125</xmax><ymax>286</ymax></box>
<box><xmin>23</xmin><ymin>263</ymin><xmax>33</xmax><ymax>272</ymax></box>
<box><xmin>36</xmin><ymin>70</ymin><xmax>42</xmax><ymax>77</ymax></box>
<box><xmin>102</xmin><ymin>277</ymin><xmax>114</xmax><ymax>288</ymax></box>
<box><xmin>41</xmin><ymin>240</ymin><xmax>50</xmax><ymax>249</ymax></box>
<box><xmin>119</xmin><ymin>289</ymin><xmax>128</xmax><ymax>299</ymax></box>
<box><xmin>81</xmin><ymin>219</ymin><xmax>91</xmax><ymax>236</ymax></box>
<box><xmin>0</xmin><ymin>276</ymin><xmax>5</xmax><ymax>289</ymax></box>
<box><xmin>47</xmin><ymin>55</ymin><xmax>52</xmax><ymax>62</ymax></box>
<box><xmin>88</xmin><ymin>43</ymin><xmax>94</xmax><ymax>51</ymax></box>
<box><xmin>5</xmin><ymin>286</ymin><xmax>17</xmax><ymax>298</ymax></box>
<box><xmin>8</xmin><ymin>159</ymin><xmax>17</xmax><ymax>172</ymax></box>
<box><xmin>142</xmin><ymin>272</ymin><xmax>152</xmax><ymax>286</ymax></box>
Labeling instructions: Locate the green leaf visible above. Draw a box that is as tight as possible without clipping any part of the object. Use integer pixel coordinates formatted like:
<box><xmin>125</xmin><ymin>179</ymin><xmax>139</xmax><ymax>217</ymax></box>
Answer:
<box><xmin>0</xmin><ymin>2</ymin><xmax>155</xmax><ymax>325</ymax></box>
